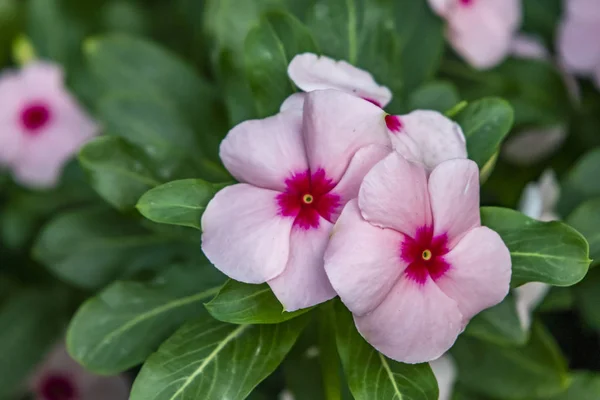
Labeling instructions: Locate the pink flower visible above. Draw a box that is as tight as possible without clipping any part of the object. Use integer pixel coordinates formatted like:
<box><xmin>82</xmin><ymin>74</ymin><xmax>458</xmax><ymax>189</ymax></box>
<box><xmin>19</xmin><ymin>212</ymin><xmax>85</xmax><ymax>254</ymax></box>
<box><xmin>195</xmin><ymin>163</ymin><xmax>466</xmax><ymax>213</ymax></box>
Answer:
<box><xmin>0</xmin><ymin>62</ymin><xmax>98</xmax><ymax>189</ymax></box>
<box><xmin>202</xmin><ymin>90</ymin><xmax>392</xmax><ymax>311</ymax></box>
<box><xmin>29</xmin><ymin>343</ymin><xmax>129</xmax><ymax>400</ymax></box>
<box><xmin>324</xmin><ymin>153</ymin><xmax>511</xmax><ymax>363</ymax></box>
<box><xmin>558</xmin><ymin>0</ymin><xmax>600</xmax><ymax>88</ymax></box>
<box><xmin>281</xmin><ymin>53</ymin><xmax>392</xmax><ymax>111</ymax></box>
<box><xmin>428</xmin><ymin>0</ymin><xmax>522</xmax><ymax>69</ymax></box>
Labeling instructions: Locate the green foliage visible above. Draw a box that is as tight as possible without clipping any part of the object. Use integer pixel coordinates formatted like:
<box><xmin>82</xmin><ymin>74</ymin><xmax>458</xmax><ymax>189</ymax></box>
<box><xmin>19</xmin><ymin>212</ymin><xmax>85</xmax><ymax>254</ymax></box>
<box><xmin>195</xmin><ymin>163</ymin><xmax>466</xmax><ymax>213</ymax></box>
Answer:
<box><xmin>408</xmin><ymin>81</ymin><xmax>461</xmax><ymax>113</ymax></box>
<box><xmin>567</xmin><ymin>198</ymin><xmax>600</xmax><ymax>265</ymax></box>
<box><xmin>559</xmin><ymin>149</ymin><xmax>600</xmax><ymax>217</ymax></box>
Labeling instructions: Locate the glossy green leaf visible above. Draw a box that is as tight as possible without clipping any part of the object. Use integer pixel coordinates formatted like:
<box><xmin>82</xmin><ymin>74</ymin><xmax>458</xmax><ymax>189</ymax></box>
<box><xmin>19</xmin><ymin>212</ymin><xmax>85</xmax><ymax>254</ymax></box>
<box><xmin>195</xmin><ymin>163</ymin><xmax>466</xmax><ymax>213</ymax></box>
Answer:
<box><xmin>452</xmin><ymin>322</ymin><xmax>569</xmax><ymax>399</ymax></box>
<box><xmin>408</xmin><ymin>81</ymin><xmax>461</xmax><ymax>113</ymax></box>
<box><xmin>546</xmin><ymin>372</ymin><xmax>600</xmax><ymax>400</ymax></box>
<box><xmin>335</xmin><ymin>302</ymin><xmax>438</xmax><ymax>400</ymax></box>
<box><xmin>245</xmin><ymin>10</ymin><xmax>317</xmax><ymax>117</ymax></box>
<box><xmin>0</xmin><ymin>289</ymin><xmax>68</xmax><ymax>399</ymax></box>
<box><xmin>67</xmin><ymin>263</ymin><xmax>225</xmax><ymax>374</ymax></box>
<box><xmin>137</xmin><ymin>179</ymin><xmax>224</xmax><ymax>230</ymax></box>
<box><xmin>130</xmin><ymin>310</ymin><xmax>308</xmax><ymax>400</ymax></box>
<box><xmin>465</xmin><ymin>292</ymin><xmax>527</xmax><ymax>346</ymax></box>
<box><xmin>455</xmin><ymin>98</ymin><xmax>514</xmax><ymax>169</ymax></box>
<box><xmin>33</xmin><ymin>207</ymin><xmax>181</xmax><ymax>289</ymax></box>
<box><xmin>481</xmin><ymin>207</ymin><xmax>590</xmax><ymax>287</ymax></box>
<box><xmin>567</xmin><ymin>198</ymin><xmax>600</xmax><ymax>265</ymax></box>
<box><xmin>79</xmin><ymin>136</ymin><xmax>161</xmax><ymax>211</ymax></box>
<box><xmin>205</xmin><ymin>280</ymin><xmax>312</xmax><ymax>324</ymax></box>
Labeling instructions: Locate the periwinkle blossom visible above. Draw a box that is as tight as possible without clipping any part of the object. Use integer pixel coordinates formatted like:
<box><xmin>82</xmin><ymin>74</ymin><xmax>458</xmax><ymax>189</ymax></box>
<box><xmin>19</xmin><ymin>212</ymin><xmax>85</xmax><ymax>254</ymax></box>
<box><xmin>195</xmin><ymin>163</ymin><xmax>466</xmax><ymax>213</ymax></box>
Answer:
<box><xmin>0</xmin><ymin>62</ymin><xmax>98</xmax><ymax>189</ymax></box>
<box><xmin>428</xmin><ymin>0</ymin><xmax>522</xmax><ymax>69</ymax></box>
<box><xmin>29</xmin><ymin>343</ymin><xmax>129</xmax><ymax>400</ymax></box>
<box><xmin>324</xmin><ymin>153</ymin><xmax>511</xmax><ymax>363</ymax></box>
<box><xmin>558</xmin><ymin>0</ymin><xmax>600</xmax><ymax>88</ymax></box>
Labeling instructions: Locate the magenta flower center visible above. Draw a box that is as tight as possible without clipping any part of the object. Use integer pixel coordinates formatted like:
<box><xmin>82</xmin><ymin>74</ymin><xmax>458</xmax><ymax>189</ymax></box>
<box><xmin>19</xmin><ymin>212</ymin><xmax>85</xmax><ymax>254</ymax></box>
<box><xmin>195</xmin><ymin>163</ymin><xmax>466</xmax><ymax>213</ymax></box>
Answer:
<box><xmin>385</xmin><ymin>114</ymin><xmax>402</xmax><ymax>132</ymax></box>
<box><xmin>277</xmin><ymin>169</ymin><xmax>341</xmax><ymax>230</ymax></box>
<box><xmin>402</xmin><ymin>226</ymin><xmax>450</xmax><ymax>284</ymax></box>
<box><xmin>459</xmin><ymin>0</ymin><xmax>474</xmax><ymax>6</ymax></box>
<box><xmin>39</xmin><ymin>373</ymin><xmax>77</xmax><ymax>400</ymax></box>
<box><xmin>20</xmin><ymin>102</ymin><xmax>52</xmax><ymax>134</ymax></box>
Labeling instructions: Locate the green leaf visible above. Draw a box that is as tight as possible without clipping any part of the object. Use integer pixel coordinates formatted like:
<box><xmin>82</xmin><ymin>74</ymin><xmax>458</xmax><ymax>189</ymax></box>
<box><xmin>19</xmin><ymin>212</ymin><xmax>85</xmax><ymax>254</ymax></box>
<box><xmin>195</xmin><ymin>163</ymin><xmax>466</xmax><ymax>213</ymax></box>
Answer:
<box><xmin>206</xmin><ymin>280</ymin><xmax>312</xmax><ymax>324</ymax></box>
<box><xmin>455</xmin><ymin>98</ymin><xmax>514</xmax><ymax>170</ymax></box>
<box><xmin>245</xmin><ymin>10</ymin><xmax>317</xmax><ymax>117</ymax></box>
<box><xmin>335</xmin><ymin>301</ymin><xmax>438</xmax><ymax>400</ymax></box>
<box><xmin>137</xmin><ymin>179</ymin><xmax>223</xmax><ymax>230</ymax></box>
<box><xmin>481</xmin><ymin>207</ymin><xmax>590</xmax><ymax>287</ymax></box>
<box><xmin>574</xmin><ymin>267</ymin><xmax>600</xmax><ymax>332</ymax></box>
<box><xmin>67</xmin><ymin>263</ymin><xmax>225</xmax><ymax>374</ymax></box>
<box><xmin>0</xmin><ymin>0</ymin><xmax>23</xmax><ymax>66</ymax></box>
<box><xmin>79</xmin><ymin>136</ymin><xmax>161</xmax><ymax>211</ymax></box>
<box><xmin>408</xmin><ymin>81</ymin><xmax>461</xmax><ymax>113</ymax></box>
<box><xmin>318</xmin><ymin>302</ymin><xmax>342</xmax><ymax>400</ymax></box>
<box><xmin>465</xmin><ymin>292</ymin><xmax>527</xmax><ymax>346</ymax></box>
<box><xmin>546</xmin><ymin>372</ymin><xmax>600</xmax><ymax>400</ymax></box>
<box><xmin>560</xmin><ymin>149</ymin><xmax>600</xmax><ymax>217</ymax></box>
<box><xmin>130</xmin><ymin>310</ymin><xmax>308</xmax><ymax>400</ymax></box>
<box><xmin>567</xmin><ymin>198</ymin><xmax>600</xmax><ymax>265</ymax></box>
<box><xmin>0</xmin><ymin>289</ymin><xmax>68</xmax><ymax>398</ymax></box>
<box><xmin>452</xmin><ymin>322</ymin><xmax>569</xmax><ymax>399</ymax></box>
<box><xmin>33</xmin><ymin>206</ymin><xmax>182</xmax><ymax>289</ymax></box>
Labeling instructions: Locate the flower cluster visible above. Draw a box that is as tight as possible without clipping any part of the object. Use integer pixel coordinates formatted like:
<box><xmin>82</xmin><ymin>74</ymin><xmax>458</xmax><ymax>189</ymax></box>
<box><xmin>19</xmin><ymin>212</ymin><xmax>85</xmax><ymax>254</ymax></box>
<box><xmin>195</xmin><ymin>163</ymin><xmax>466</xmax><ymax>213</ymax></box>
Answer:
<box><xmin>201</xmin><ymin>53</ymin><xmax>511</xmax><ymax>363</ymax></box>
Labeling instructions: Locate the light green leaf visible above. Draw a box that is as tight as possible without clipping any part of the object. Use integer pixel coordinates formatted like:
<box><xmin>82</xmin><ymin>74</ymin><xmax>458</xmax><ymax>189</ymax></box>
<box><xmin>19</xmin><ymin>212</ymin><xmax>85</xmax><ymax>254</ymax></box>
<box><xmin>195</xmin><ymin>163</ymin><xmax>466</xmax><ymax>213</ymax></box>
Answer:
<box><xmin>205</xmin><ymin>280</ymin><xmax>312</xmax><ymax>324</ymax></box>
<box><xmin>566</xmin><ymin>199</ymin><xmax>600</xmax><ymax>264</ymax></box>
<box><xmin>481</xmin><ymin>207</ymin><xmax>590</xmax><ymax>287</ymax></box>
<box><xmin>67</xmin><ymin>263</ymin><xmax>225</xmax><ymax>374</ymax></box>
<box><xmin>130</xmin><ymin>310</ymin><xmax>308</xmax><ymax>400</ymax></box>
<box><xmin>335</xmin><ymin>302</ymin><xmax>438</xmax><ymax>400</ymax></box>
<box><xmin>408</xmin><ymin>81</ymin><xmax>461</xmax><ymax>113</ymax></box>
<box><xmin>546</xmin><ymin>372</ymin><xmax>600</xmax><ymax>400</ymax></box>
<box><xmin>452</xmin><ymin>322</ymin><xmax>569</xmax><ymax>399</ymax></box>
<box><xmin>79</xmin><ymin>136</ymin><xmax>161</xmax><ymax>211</ymax></box>
<box><xmin>465</xmin><ymin>292</ymin><xmax>527</xmax><ymax>346</ymax></box>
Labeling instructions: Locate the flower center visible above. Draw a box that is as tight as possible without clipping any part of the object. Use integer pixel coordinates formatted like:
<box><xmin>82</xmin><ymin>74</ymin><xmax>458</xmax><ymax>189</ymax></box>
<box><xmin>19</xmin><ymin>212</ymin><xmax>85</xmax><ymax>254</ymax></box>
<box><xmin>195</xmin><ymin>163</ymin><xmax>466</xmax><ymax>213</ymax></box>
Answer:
<box><xmin>459</xmin><ymin>0</ymin><xmax>474</xmax><ymax>6</ymax></box>
<box><xmin>277</xmin><ymin>169</ymin><xmax>341</xmax><ymax>230</ymax></box>
<box><xmin>39</xmin><ymin>373</ymin><xmax>77</xmax><ymax>400</ymax></box>
<box><xmin>401</xmin><ymin>226</ymin><xmax>450</xmax><ymax>284</ymax></box>
<box><xmin>385</xmin><ymin>114</ymin><xmax>402</xmax><ymax>133</ymax></box>
<box><xmin>20</xmin><ymin>102</ymin><xmax>52</xmax><ymax>134</ymax></box>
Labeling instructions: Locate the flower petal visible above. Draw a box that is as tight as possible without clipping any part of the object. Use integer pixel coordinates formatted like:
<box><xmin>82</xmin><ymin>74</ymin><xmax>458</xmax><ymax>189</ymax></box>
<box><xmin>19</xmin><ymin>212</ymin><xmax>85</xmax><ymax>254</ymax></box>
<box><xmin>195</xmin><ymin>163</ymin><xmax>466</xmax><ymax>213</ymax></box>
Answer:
<box><xmin>355</xmin><ymin>276</ymin><xmax>463</xmax><ymax>363</ymax></box>
<box><xmin>448</xmin><ymin>25</ymin><xmax>513</xmax><ymax>70</ymax></box>
<box><xmin>303</xmin><ymin>89</ymin><xmax>390</xmax><ymax>184</ymax></box>
<box><xmin>502</xmin><ymin>126</ymin><xmax>566</xmax><ymax>166</ymax></box>
<box><xmin>510</xmin><ymin>34</ymin><xmax>549</xmax><ymax>60</ymax></box>
<box><xmin>201</xmin><ymin>184</ymin><xmax>294</xmax><ymax>283</ymax></box>
<box><xmin>429</xmin><ymin>159</ymin><xmax>480</xmax><ymax>245</ymax></box>
<box><xmin>514</xmin><ymin>282</ymin><xmax>550</xmax><ymax>331</ymax></box>
<box><xmin>328</xmin><ymin>144</ymin><xmax>391</xmax><ymax>221</ymax></box>
<box><xmin>288</xmin><ymin>53</ymin><xmax>392</xmax><ymax>107</ymax></box>
<box><xmin>359</xmin><ymin>152</ymin><xmax>431</xmax><ymax>237</ymax></box>
<box><xmin>436</xmin><ymin>226</ymin><xmax>511</xmax><ymax>320</ymax></box>
<box><xmin>566</xmin><ymin>0</ymin><xmax>600</xmax><ymax>20</ymax></box>
<box><xmin>558</xmin><ymin>17</ymin><xmax>600</xmax><ymax>74</ymax></box>
<box><xmin>390</xmin><ymin>110</ymin><xmax>467</xmax><ymax>171</ymax></box>
<box><xmin>220</xmin><ymin>110</ymin><xmax>308</xmax><ymax>192</ymax></box>
<box><xmin>324</xmin><ymin>200</ymin><xmax>406</xmax><ymax>316</ymax></box>
<box><xmin>280</xmin><ymin>93</ymin><xmax>306</xmax><ymax>112</ymax></box>
<box><xmin>268</xmin><ymin>220</ymin><xmax>336</xmax><ymax>312</ymax></box>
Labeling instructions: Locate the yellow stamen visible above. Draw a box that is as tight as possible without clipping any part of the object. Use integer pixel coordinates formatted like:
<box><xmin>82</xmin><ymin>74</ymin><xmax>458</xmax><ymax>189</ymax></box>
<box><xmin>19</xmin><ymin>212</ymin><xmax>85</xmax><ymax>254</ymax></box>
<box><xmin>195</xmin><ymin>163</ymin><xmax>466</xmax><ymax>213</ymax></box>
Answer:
<box><xmin>422</xmin><ymin>249</ymin><xmax>432</xmax><ymax>261</ymax></box>
<box><xmin>303</xmin><ymin>194</ymin><xmax>314</xmax><ymax>204</ymax></box>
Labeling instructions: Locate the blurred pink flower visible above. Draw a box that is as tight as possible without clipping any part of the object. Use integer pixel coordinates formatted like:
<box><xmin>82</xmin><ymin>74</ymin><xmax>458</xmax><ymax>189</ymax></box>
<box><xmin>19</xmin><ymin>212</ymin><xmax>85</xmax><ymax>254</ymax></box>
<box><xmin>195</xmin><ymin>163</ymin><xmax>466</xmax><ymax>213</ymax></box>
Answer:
<box><xmin>202</xmin><ymin>89</ymin><xmax>391</xmax><ymax>311</ymax></box>
<box><xmin>29</xmin><ymin>343</ymin><xmax>129</xmax><ymax>400</ymax></box>
<box><xmin>558</xmin><ymin>0</ymin><xmax>600</xmax><ymax>88</ymax></box>
<box><xmin>0</xmin><ymin>62</ymin><xmax>98</xmax><ymax>189</ymax></box>
<box><xmin>281</xmin><ymin>53</ymin><xmax>392</xmax><ymax>111</ymax></box>
<box><xmin>324</xmin><ymin>153</ymin><xmax>511</xmax><ymax>363</ymax></box>
<box><xmin>428</xmin><ymin>0</ymin><xmax>522</xmax><ymax>69</ymax></box>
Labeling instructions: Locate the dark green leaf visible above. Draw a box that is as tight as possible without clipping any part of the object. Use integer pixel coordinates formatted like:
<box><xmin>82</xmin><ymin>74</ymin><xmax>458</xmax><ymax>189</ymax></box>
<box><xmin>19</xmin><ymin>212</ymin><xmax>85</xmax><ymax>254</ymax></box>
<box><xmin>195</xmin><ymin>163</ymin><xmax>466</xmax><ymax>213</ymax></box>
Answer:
<box><xmin>567</xmin><ymin>198</ymin><xmax>600</xmax><ymax>265</ymax></box>
<box><xmin>455</xmin><ymin>98</ymin><xmax>514</xmax><ymax>169</ymax></box>
<box><xmin>574</xmin><ymin>267</ymin><xmax>600</xmax><ymax>332</ymax></box>
<box><xmin>0</xmin><ymin>0</ymin><xmax>23</xmax><ymax>66</ymax></box>
<box><xmin>408</xmin><ymin>81</ymin><xmax>461</xmax><ymax>113</ymax></box>
<box><xmin>206</xmin><ymin>280</ymin><xmax>312</xmax><ymax>324</ymax></box>
<box><xmin>245</xmin><ymin>10</ymin><xmax>317</xmax><ymax>117</ymax></box>
<box><xmin>130</xmin><ymin>310</ymin><xmax>308</xmax><ymax>400</ymax></box>
<box><xmin>67</xmin><ymin>263</ymin><xmax>225</xmax><ymax>374</ymax></box>
<box><xmin>335</xmin><ymin>302</ymin><xmax>438</xmax><ymax>400</ymax></box>
<box><xmin>481</xmin><ymin>207</ymin><xmax>590</xmax><ymax>287</ymax></box>
<box><xmin>465</xmin><ymin>292</ymin><xmax>527</xmax><ymax>346</ymax></box>
<box><xmin>79</xmin><ymin>136</ymin><xmax>161</xmax><ymax>211</ymax></box>
<box><xmin>452</xmin><ymin>322</ymin><xmax>569</xmax><ymax>399</ymax></box>
<box><xmin>560</xmin><ymin>149</ymin><xmax>600</xmax><ymax>217</ymax></box>
<box><xmin>318</xmin><ymin>302</ymin><xmax>342</xmax><ymax>400</ymax></box>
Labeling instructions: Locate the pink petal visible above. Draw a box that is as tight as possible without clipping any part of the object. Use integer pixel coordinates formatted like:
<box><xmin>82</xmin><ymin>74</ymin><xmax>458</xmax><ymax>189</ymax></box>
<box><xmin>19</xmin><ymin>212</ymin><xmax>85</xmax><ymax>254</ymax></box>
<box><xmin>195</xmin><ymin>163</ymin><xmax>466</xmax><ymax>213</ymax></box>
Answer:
<box><xmin>359</xmin><ymin>152</ymin><xmax>431</xmax><ymax>237</ymax></box>
<box><xmin>429</xmin><ymin>159</ymin><xmax>480</xmax><ymax>246</ymax></box>
<box><xmin>483</xmin><ymin>0</ymin><xmax>522</xmax><ymax>32</ymax></box>
<box><xmin>279</xmin><ymin>93</ymin><xmax>306</xmax><ymax>112</ymax></box>
<box><xmin>303</xmin><ymin>89</ymin><xmax>390</xmax><ymax>184</ymax></box>
<box><xmin>328</xmin><ymin>144</ymin><xmax>391</xmax><ymax>221</ymax></box>
<box><xmin>201</xmin><ymin>184</ymin><xmax>294</xmax><ymax>283</ymax></box>
<box><xmin>510</xmin><ymin>34</ymin><xmax>549</xmax><ymax>60</ymax></box>
<box><xmin>436</xmin><ymin>226</ymin><xmax>511</xmax><ymax>320</ymax></box>
<box><xmin>390</xmin><ymin>110</ymin><xmax>467</xmax><ymax>171</ymax></box>
<box><xmin>288</xmin><ymin>53</ymin><xmax>392</xmax><ymax>107</ymax></box>
<box><xmin>268</xmin><ymin>220</ymin><xmax>336</xmax><ymax>312</ymax></box>
<box><xmin>220</xmin><ymin>110</ymin><xmax>308</xmax><ymax>192</ymax></box>
<box><xmin>324</xmin><ymin>200</ymin><xmax>406</xmax><ymax>316</ymax></box>
<box><xmin>558</xmin><ymin>17</ymin><xmax>600</xmax><ymax>74</ymax></box>
<box><xmin>502</xmin><ymin>126</ymin><xmax>566</xmax><ymax>166</ymax></box>
<box><xmin>355</xmin><ymin>276</ymin><xmax>464</xmax><ymax>363</ymax></box>
<box><xmin>515</xmin><ymin>282</ymin><xmax>549</xmax><ymax>331</ymax></box>
<box><xmin>20</xmin><ymin>62</ymin><xmax>64</xmax><ymax>94</ymax></box>
<box><xmin>566</xmin><ymin>0</ymin><xmax>600</xmax><ymax>20</ymax></box>
<box><xmin>448</xmin><ymin>26</ymin><xmax>513</xmax><ymax>70</ymax></box>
